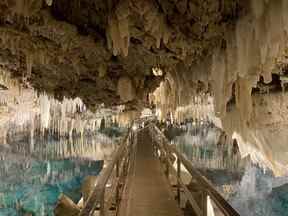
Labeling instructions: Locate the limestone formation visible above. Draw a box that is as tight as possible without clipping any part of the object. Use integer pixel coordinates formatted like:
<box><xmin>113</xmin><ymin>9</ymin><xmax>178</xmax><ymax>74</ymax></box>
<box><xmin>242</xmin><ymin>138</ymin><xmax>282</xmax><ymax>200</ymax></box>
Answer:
<box><xmin>0</xmin><ymin>0</ymin><xmax>241</xmax><ymax>110</ymax></box>
<box><xmin>117</xmin><ymin>76</ymin><xmax>136</xmax><ymax>102</ymax></box>
<box><xmin>0</xmin><ymin>0</ymin><xmax>288</xmax><ymax>175</ymax></box>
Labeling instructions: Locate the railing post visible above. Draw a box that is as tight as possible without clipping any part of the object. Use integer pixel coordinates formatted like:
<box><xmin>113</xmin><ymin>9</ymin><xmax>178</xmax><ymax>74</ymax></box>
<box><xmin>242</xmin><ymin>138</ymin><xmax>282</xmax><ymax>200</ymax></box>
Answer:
<box><xmin>177</xmin><ymin>157</ymin><xmax>181</xmax><ymax>204</ymax></box>
<box><xmin>116</xmin><ymin>160</ymin><xmax>120</xmax><ymax>206</ymax></box>
<box><xmin>124</xmin><ymin>147</ymin><xmax>129</xmax><ymax>177</ymax></box>
<box><xmin>100</xmin><ymin>188</ymin><xmax>105</xmax><ymax>216</ymax></box>
<box><xmin>150</xmin><ymin>124</ymin><xmax>240</xmax><ymax>216</ymax></box>
<box><xmin>153</xmin><ymin>130</ymin><xmax>158</xmax><ymax>158</ymax></box>
<box><xmin>202</xmin><ymin>191</ymin><xmax>207</xmax><ymax>216</ymax></box>
<box><xmin>165</xmin><ymin>157</ymin><xmax>169</xmax><ymax>178</ymax></box>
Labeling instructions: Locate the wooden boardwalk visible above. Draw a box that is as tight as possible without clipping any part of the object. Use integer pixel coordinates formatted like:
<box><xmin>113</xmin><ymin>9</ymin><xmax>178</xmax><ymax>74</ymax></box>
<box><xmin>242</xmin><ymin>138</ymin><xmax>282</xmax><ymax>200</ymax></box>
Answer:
<box><xmin>79</xmin><ymin>124</ymin><xmax>240</xmax><ymax>216</ymax></box>
<box><xmin>118</xmin><ymin>129</ymin><xmax>183</xmax><ymax>216</ymax></box>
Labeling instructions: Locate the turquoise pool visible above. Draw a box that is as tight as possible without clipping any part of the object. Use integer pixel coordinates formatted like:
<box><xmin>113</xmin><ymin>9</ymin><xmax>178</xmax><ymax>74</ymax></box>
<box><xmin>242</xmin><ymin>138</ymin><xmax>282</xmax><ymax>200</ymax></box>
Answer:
<box><xmin>0</xmin><ymin>158</ymin><xmax>103</xmax><ymax>216</ymax></box>
<box><xmin>172</xmin><ymin>124</ymin><xmax>288</xmax><ymax>216</ymax></box>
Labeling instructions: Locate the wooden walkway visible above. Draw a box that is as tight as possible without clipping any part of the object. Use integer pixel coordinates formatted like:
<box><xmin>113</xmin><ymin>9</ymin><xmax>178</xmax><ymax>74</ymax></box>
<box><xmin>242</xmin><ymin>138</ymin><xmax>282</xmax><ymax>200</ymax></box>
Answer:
<box><xmin>119</xmin><ymin>129</ymin><xmax>183</xmax><ymax>216</ymax></box>
<box><xmin>78</xmin><ymin>123</ymin><xmax>240</xmax><ymax>216</ymax></box>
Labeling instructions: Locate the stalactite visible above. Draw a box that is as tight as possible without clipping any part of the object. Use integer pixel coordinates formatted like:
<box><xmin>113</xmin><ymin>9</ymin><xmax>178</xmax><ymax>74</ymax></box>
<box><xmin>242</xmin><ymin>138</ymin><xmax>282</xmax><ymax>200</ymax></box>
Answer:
<box><xmin>148</xmin><ymin>0</ymin><xmax>288</xmax><ymax>175</ymax></box>
<box><xmin>106</xmin><ymin>0</ymin><xmax>130</xmax><ymax>57</ymax></box>
<box><xmin>0</xmin><ymin>69</ymin><xmax>126</xmax><ymax>145</ymax></box>
<box><xmin>40</xmin><ymin>94</ymin><xmax>50</xmax><ymax>130</ymax></box>
<box><xmin>117</xmin><ymin>76</ymin><xmax>136</xmax><ymax>102</ymax></box>
<box><xmin>26</xmin><ymin>53</ymin><xmax>33</xmax><ymax>79</ymax></box>
<box><xmin>45</xmin><ymin>0</ymin><xmax>53</xmax><ymax>6</ymax></box>
<box><xmin>11</xmin><ymin>0</ymin><xmax>42</xmax><ymax>17</ymax></box>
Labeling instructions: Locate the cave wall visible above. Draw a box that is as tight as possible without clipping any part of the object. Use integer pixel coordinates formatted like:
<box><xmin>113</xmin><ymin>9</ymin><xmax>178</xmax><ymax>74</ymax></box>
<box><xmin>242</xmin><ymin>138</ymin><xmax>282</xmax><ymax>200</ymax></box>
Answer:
<box><xmin>0</xmin><ymin>0</ymin><xmax>288</xmax><ymax>175</ymax></box>
<box><xmin>151</xmin><ymin>0</ymin><xmax>288</xmax><ymax>175</ymax></box>
<box><xmin>0</xmin><ymin>0</ymin><xmax>241</xmax><ymax>110</ymax></box>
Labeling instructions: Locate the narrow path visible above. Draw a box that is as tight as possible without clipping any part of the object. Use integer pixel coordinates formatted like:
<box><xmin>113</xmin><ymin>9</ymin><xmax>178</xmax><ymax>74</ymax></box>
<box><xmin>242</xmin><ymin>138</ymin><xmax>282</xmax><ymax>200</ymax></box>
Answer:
<box><xmin>119</xmin><ymin>129</ymin><xmax>183</xmax><ymax>216</ymax></box>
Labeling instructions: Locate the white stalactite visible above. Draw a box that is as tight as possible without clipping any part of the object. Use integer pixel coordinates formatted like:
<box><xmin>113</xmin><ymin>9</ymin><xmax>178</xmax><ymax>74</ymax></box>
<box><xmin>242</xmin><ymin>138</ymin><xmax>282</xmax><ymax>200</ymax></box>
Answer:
<box><xmin>40</xmin><ymin>94</ymin><xmax>50</xmax><ymax>129</ymax></box>
<box><xmin>45</xmin><ymin>0</ymin><xmax>53</xmax><ymax>6</ymax></box>
<box><xmin>150</xmin><ymin>0</ymin><xmax>288</xmax><ymax>175</ymax></box>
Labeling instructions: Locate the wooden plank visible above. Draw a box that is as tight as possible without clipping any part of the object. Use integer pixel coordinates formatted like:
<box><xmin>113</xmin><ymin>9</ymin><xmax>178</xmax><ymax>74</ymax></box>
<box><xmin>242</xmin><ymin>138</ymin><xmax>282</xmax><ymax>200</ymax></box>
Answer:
<box><xmin>119</xmin><ymin>129</ymin><xmax>183</xmax><ymax>216</ymax></box>
<box><xmin>117</xmin><ymin>132</ymin><xmax>138</xmax><ymax>216</ymax></box>
<box><xmin>150</xmin><ymin>125</ymin><xmax>203</xmax><ymax>215</ymax></box>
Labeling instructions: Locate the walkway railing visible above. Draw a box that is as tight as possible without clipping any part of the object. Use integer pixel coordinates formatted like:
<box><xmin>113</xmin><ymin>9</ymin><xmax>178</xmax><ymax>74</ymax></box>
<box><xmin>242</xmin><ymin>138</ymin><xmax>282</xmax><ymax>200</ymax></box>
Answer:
<box><xmin>79</xmin><ymin>128</ymin><xmax>135</xmax><ymax>216</ymax></box>
<box><xmin>149</xmin><ymin>124</ymin><xmax>240</xmax><ymax>216</ymax></box>
<box><xmin>78</xmin><ymin>122</ymin><xmax>239</xmax><ymax>216</ymax></box>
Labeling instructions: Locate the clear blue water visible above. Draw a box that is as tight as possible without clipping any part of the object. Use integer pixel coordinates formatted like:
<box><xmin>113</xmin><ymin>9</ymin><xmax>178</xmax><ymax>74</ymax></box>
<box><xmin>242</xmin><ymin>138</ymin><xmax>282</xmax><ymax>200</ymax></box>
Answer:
<box><xmin>228</xmin><ymin>166</ymin><xmax>288</xmax><ymax>216</ymax></box>
<box><xmin>172</xmin><ymin>126</ymin><xmax>288</xmax><ymax>216</ymax></box>
<box><xmin>0</xmin><ymin>158</ymin><xmax>103</xmax><ymax>216</ymax></box>
<box><xmin>0</xmin><ymin>127</ymin><xmax>124</xmax><ymax>216</ymax></box>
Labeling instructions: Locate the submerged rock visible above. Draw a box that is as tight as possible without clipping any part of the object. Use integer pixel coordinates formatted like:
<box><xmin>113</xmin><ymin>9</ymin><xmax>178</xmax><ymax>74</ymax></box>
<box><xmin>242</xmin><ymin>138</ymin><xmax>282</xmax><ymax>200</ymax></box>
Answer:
<box><xmin>54</xmin><ymin>194</ymin><xmax>80</xmax><ymax>216</ymax></box>
<box><xmin>0</xmin><ymin>157</ymin><xmax>103</xmax><ymax>215</ymax></box>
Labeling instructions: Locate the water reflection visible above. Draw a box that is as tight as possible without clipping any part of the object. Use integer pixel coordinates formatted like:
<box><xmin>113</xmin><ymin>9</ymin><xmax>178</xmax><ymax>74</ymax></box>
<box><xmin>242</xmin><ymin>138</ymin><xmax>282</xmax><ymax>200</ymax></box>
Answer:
<box><xmin>170</xmin><ymin>121</ymin><xmax>244</xmax><ymax>171</ymax></box>
<box><xmin>169</xmin><ymin>121</ymin><xmax>288</xmax><ymax>216</ymax></box>
<box><xmin>0</xmin><ymin>131</ymin><xmax>121</xmax><ymax>216</ymax></box>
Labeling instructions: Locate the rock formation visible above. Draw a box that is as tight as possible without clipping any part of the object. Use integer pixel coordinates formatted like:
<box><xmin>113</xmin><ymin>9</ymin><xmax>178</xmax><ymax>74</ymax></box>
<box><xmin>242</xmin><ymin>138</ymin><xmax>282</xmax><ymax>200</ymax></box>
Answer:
<box><xmin>0</xmin><ymin>0</ymin><xmax>288</xmax><ymax>175</ymax></box>
<box><xmin>54</xmin><ymin>194</ymin><xmax>80</xmax><ymax>216</ymax></box>
<box><xmin>150</xmin><ymin>0</ymin><xmax>288</xmax><ymax>175</ymax></box>
<box><xmin>0</xmin><ymin>0</ymin><xmax>241</xmax><ymax>110</ymax></box>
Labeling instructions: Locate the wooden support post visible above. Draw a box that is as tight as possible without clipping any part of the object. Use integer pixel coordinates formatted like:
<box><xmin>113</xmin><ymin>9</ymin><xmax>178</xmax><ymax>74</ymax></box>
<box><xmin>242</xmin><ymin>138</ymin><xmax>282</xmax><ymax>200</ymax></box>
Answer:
<box><xmin>116</xmin><ymin>160</ymin><xmax>120</xmax><ymax>205</ymax></box>
<box><xmin>177</xmin><ymin>157</ymin><xmax>181</xmax><ymax>204</ymax></box>
<box><xmin>202</xmin><ymin>191</ymin><xmax>207</xmax><ymax>216</ymax></box>
<box><xmin>151</xmin><ymin>132</ymin><xmax>155</xmax><ymax>156</ymax></box>
<box><xmin>165</xmin><ymin>157</ymin><xmax>170</xmax><ymax>178</ymax></box>
<box><xmin>154</xmin><ymin>135</ymin><xmax>158</xmax><ymax>158</ymax></box>
<box><xmin>116</xmin><ymin>160</ymin><xmax>119</xmax><ymax>177</ymax></box>
<box><xmin>100</xmin><ymin>189</ymin><xmax>105</xmax><ymax>216</ymax></box>
<box><xmin>124</xmin><ymin>151</ymin><xmax>129</xmax><ymax>177</ymax></box>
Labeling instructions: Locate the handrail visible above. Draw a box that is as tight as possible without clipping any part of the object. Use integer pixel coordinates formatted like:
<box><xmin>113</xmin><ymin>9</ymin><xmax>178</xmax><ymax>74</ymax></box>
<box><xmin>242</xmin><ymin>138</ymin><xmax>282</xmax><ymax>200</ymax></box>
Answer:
<box><xmin>79</xmin><ymin>129</ymin><xmax>134</xmax><ymax>216</ymax></box>
<box><xmin>169</xmin><ymin>144</ymin><xmax>240</xmax><ymax>216</ymax></box>
<box><xmin>150</xmin><ymin>124</ymin><xmax>240</xmax><ymax>216</ymax></box>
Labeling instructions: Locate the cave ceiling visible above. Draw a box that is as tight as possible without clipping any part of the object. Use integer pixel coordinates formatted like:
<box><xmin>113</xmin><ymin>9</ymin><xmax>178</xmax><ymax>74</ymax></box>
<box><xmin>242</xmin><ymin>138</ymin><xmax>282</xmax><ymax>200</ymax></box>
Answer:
<box><xmin>0</xmin><ymin>0</ymin><xmax>243</xmax><ymax>110</ymax></box>
<box><xmin>2</xmin><ymin>0</ymin><xmax>288</xmax><ymax>175</ymax></box>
